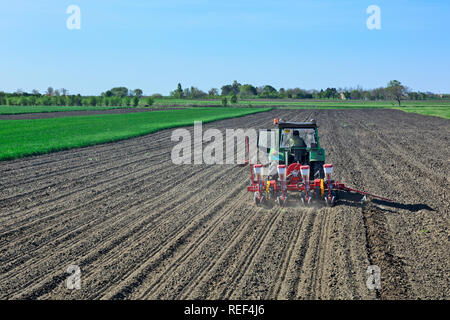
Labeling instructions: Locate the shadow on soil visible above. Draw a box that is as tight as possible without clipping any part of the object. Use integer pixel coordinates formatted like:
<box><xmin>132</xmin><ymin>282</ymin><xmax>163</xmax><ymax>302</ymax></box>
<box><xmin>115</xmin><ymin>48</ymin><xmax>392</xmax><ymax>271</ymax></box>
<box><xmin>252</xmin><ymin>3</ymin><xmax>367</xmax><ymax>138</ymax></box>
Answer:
<box><xmin>337</xmin><ymin>192</ymin><xmax>434</xmax><ymax>213</ymax></box>
<box><xmin>371</xmin><ymin>199</ymin><xmax>434</xmax><ymax>213</ymax></box>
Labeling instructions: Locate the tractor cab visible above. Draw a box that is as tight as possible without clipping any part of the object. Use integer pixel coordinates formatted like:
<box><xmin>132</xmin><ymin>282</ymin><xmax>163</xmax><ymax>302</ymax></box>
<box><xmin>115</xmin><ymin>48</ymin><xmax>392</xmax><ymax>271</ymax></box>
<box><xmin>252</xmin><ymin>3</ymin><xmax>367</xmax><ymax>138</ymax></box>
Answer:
<box><xmin>257</xmin><ymin>118</ymin><xmax>326</xmax><ymax>180</ymax></box>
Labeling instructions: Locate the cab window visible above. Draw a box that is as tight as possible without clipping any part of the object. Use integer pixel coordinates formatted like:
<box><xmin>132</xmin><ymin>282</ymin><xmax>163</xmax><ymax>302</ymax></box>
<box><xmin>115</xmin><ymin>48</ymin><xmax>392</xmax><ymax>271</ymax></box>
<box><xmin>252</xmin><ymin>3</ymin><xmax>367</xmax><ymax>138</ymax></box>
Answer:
<box><xmin>280</xmin><ymin>128</ymin><xmax>316</xmax><ymax>148</ymax></box>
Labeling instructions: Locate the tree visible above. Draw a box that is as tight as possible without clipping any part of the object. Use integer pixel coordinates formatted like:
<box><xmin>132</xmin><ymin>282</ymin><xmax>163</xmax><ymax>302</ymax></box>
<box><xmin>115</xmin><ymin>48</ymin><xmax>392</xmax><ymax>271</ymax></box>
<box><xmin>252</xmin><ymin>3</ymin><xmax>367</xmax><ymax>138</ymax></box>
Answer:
<box><xmin>0</xmin><ymin>92</ymin><xmax>6</xmax><ymax>105</ymax></box>
<box><xmin>183</xmin><ymin>87</ymin><xmax>191</xmax><ymax>98</ymax></box>
<box><xmin>221</xmin><ymin>81</ymin><xmax>241</xmax><ymax>96</ymax></box>
<box><xmin>208</xmin><ymin>88</ymin><xmax>219</xmax><ymax>97</ymax></box>
<box><xmin>109</xmin><ymin>87</ymin><xmax>129</xmax><ymax>98</ymax></box>
<box><xmin>32</xmin><ymin>89</ymin><xmax>40</xmax><ymax>95</ymax></box>
<box><xmin>61</xmin><ymin>88</ymin><xmax>68</xmax><ymax>96</ymax></box>
<box><xmin>231</xmin><ymin>80</ymin><xmax>241</xmax><ymax>95</ymax></box>
<box><xmin>286</xmin><ymin>88</ymin><xmax>311</xmax><ymax>99</ymax></box>
<box><xmin>19</xmin><ymin>96</ymin><xmax>28</xmax><ymax>106</ymax></box>
<box><xmin>95</xmin><ymin>96</ymin><xmax>103</xmax><ymax>106</ymax></box>
<box><xmin>230</xmin><ymin>94</ymin><xmax>238</xmax><ymax>104</ymax></box>
<box><xmin>75</xmin><ymin>94</ymin><xmax>82</xmax><ymax>106</ymax></box>
<box><xmin>122</xmin><ymin>96</ymin><xmax>131</xmax><ymax>106</ymax></box>
<box><xmin>386</xmin><ymin>80</ymin><xmax>408</xmax><ymax>106</ymax></box>
<box><xmin>38</xmin><ymin>96</ymin><xmax>51</xmax><ymax>106</ymax></box>
<box><xmin>171</xmin><ymin>83</ymin><xmax>184</xmax><ymax>98</ymax></box>
<box><xmin>238</xmin><ymin>84</ymin><xmax>257</xmax><ymax>97</ymax></box>
<box><xmin>183</xmin><ymin>86</ymin><xmax>207</xmax><ymax>99</ymax></box>
<box><xmin>88</xmin><ymin>96</ymin><xmax>97</xmax><ymax>106</ymax></box>
<box><xmin>133</xmin><ymin>88</ymin><xmax>143</xmax><ymax>98</ymax></box>
<box><xmin>111</xmin><ymin>96</ymin><xmax>121</xmax><ymax>106</ymax></box>
<box><xmin>222</xmin><ymin>97</ymin><xmax>228</xmax><ymax>107</ymax></box>
<box><xmin>324</xmin><ymin>88</ymin><xmax>338</xmax><ymax>99</ymax></box>
<box><xmin>258</xmin><ymin>85</ymin><xmax>278</xmax><ymax>98</ymax></box>
<box><xmin>350</xmin><ymin>88</ymin><xmax>362</xmax><ymax>100</ymax></box>
<box><xmin>371</xmin><ymin>87</ymin><xmax>386</xmax><ymax>100</ymax></box>
<box><xmin>221</xmin><ymin>85</ymin><xmax>232</xmax><ymax>96</ymax></box>
<box><xmin>46</xmin><ymin>87</ymin><xmax>54</xmax><ymax>96</ymax></box>
<box><xmin>151</xmin><ymin>93</ymin><xmax>163</xmax><ymax>99</ymax></box>
<box><xmin>29</xmin><ymin>95</ymin><xmax>36</xmax><ymax>105</ymax></box>
<box><xmin>132</xmin><ymin>96</ymin><xmax>139</xmax><ymax>107</ymax></box>
<box><xmin>145</xmin><ymin>97</ymin><xmax>154</xmax><ymax>106</ymax></box>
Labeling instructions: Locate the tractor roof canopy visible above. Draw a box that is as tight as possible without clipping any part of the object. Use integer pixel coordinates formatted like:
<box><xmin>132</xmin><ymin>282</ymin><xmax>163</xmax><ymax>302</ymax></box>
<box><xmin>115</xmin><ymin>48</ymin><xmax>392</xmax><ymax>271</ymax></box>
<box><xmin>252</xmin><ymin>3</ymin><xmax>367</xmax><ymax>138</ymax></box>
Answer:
<box><xmin>276</xmin><ymin>120</ymin><xmax>317</xmax><ymax>129</ymax></box>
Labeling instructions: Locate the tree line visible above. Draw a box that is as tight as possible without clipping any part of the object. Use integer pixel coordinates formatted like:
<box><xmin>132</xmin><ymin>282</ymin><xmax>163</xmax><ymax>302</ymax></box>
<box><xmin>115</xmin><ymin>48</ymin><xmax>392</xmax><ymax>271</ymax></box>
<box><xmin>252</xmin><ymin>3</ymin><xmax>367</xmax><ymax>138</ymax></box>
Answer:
<box><xmin>0</xmin><ymin>87</ymin><xmax>155</xmax><ymax>107</ymax></box>
<box><xmin>1</xmin><ymin>81</ymin><xmax>448</xmax><ymax>107</ymax></box>
<box><xmin>170</xmin><ymin>80</ymin><xmax>449</xmax><ymax>106</ymax></box>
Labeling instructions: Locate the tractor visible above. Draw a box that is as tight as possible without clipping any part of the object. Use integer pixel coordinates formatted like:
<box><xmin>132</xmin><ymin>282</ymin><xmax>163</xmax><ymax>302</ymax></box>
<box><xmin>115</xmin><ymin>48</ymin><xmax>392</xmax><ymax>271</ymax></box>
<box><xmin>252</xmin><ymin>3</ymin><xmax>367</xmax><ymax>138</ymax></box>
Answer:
<box><xmin>246</xmin><ymin>118</ymin><xmax>392</xmax><ymax>207</ymax></box>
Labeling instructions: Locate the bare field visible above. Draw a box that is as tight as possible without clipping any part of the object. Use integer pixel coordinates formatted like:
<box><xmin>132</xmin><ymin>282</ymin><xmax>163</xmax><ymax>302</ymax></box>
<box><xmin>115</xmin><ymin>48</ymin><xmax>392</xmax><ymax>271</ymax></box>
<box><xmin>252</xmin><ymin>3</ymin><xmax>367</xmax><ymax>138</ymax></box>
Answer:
<box><xmin>0</xmin><ymin>109</ymin><xmax>449</xmax><ymax>300</ymax></box>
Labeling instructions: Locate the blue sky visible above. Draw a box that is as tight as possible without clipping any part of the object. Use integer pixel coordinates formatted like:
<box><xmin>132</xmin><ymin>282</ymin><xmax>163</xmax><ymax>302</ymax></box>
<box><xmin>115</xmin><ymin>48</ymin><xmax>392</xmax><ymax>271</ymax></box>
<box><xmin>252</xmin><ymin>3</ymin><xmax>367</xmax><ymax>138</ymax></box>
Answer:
<box><xmin>1</xmin><ymin>0</ymin><xmax>449</xmax><ymax>95</ymax></box>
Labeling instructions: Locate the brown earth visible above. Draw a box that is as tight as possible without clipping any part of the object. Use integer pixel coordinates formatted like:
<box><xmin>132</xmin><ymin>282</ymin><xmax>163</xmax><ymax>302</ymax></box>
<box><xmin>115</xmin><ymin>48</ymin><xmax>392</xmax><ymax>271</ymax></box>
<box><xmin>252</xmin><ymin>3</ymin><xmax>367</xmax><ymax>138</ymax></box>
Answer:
<box><xmin>0</xmin><ymin>109</ymin><xmax>448</xmax><ymax>300</ymax></box>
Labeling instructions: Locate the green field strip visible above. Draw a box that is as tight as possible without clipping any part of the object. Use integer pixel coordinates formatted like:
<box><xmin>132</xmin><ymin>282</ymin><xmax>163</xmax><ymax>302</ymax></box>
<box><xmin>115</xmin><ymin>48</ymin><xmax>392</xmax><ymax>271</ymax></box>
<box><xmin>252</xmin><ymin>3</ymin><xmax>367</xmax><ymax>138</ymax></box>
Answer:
<box><xmin>0</xmin><ymin>107</ymin><xmax>271</xmax><ymax>161</ymax></box>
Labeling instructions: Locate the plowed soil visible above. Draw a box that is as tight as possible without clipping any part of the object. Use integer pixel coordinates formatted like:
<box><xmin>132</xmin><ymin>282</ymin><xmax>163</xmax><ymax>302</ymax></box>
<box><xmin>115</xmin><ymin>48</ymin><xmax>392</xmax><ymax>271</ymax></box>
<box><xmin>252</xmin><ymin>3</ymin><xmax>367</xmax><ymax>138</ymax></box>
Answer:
<box><xmin>0</xmin><ymin>109</ymin><xmax>448</xmax><ymax>300</ymax></box>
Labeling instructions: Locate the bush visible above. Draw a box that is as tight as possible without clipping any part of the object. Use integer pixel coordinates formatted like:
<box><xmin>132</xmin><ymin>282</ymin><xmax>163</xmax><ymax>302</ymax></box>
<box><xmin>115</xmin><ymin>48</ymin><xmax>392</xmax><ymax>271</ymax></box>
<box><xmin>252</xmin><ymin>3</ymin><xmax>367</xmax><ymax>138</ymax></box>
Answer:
<box><xmin>138</xmin><ymin>97</ymin><xmax>154</xmax><ymax>107</ymax></box>
<box><xmin>132</xmin><ymin>96</ymin><xmax>139</xmax><ymax>107</ymax></box>
<box><xmin>151</xmin><ymin>93</ymin><xmax>163</xmax><ymax>99</ymax></box>
<box><xmin>230</xmin><ymin>94</ymin><xmax>238</xmax><ymax>104</ymax></box>
<box><xmin>221</xmin><ymin>97</ymin><xmax>228</xmax><ymax>107</ymax></box>
<box><xmin>122</xmin><ymin>97</ymin><xmax>131</xmax><ymax>106</ymax></box>
<box><xmin>146</xmin><ymin>97</ymin><xmax>154</xmax><ymax>106</ymax></box>
<box><xmin>88</xmin><ymin>96</ymin><xmax>97</xmax><ymax>106</ymax></box>
<box><xmin>82</xmin><ymin>98</ymin><xmax>90</xmax><ymax>106</ymax></box>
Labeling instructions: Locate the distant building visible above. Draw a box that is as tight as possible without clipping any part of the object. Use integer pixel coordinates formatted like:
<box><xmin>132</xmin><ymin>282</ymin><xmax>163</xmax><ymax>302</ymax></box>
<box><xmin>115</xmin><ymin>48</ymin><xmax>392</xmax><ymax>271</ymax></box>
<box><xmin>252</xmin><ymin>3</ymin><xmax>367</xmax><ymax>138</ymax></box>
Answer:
<box><xmin>340</xmin><ymin>93</ymin><xmax>347</xmax><ymax>100</ymax></box>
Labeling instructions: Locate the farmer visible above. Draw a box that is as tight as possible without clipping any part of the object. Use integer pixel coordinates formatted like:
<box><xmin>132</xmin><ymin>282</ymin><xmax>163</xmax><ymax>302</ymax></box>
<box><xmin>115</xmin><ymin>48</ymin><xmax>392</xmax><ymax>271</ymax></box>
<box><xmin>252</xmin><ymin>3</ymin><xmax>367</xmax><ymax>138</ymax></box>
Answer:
<box><xmin>290</xmin><ymin>130</ymin><xmax>306</xmax><ymax>163</ymax></box>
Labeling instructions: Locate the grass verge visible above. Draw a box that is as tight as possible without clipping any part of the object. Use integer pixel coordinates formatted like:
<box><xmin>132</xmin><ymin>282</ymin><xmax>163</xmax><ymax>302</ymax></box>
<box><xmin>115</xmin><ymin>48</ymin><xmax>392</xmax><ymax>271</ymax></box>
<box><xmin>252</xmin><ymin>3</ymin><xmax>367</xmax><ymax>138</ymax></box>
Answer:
<box><xmin>392</xmin><ymin>106</ymin><xmax>450</xmax><ymax>119</ymax></box>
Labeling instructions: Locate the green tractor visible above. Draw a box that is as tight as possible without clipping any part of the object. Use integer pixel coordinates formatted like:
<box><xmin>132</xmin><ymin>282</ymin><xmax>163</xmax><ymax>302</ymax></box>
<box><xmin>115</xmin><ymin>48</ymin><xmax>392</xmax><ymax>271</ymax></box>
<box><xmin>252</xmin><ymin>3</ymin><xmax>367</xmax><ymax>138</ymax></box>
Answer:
<box><xmin>257</xmin><ymin>118</ymin><xmax>326</xmax><ymax>181</ymax></box>
<box><xmin>247</xmin><ymin>117</ymin><xmax>392</xmax><ymax>207</ymax></box>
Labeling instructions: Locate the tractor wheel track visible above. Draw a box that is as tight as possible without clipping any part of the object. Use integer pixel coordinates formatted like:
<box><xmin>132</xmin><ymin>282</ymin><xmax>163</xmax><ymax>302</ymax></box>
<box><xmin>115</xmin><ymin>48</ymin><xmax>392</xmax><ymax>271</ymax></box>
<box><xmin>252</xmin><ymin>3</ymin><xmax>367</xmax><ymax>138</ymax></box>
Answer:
<box><xmin>0</xmin><ymin>164</ymin><xmax>234</xmax><ymax>282</ymax></box>
<box><xmin>131</xmin><ymin>187</ymin><xmax>253</xmax><ymax>299</ymax></box>
<box><xmin>3</xmin><ymin>164</ymin><xmax>241</xmax><ymax>299</ymax></box>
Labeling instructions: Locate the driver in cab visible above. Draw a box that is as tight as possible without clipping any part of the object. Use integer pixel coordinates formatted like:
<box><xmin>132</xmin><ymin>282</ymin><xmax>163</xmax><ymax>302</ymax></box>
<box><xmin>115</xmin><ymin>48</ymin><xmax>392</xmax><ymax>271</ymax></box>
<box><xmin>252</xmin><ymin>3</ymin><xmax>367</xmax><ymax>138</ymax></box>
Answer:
<box><xmin>290</xmin><ymin>130</ymin><xmax>306</xmax><ymax>163</ymax></box>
